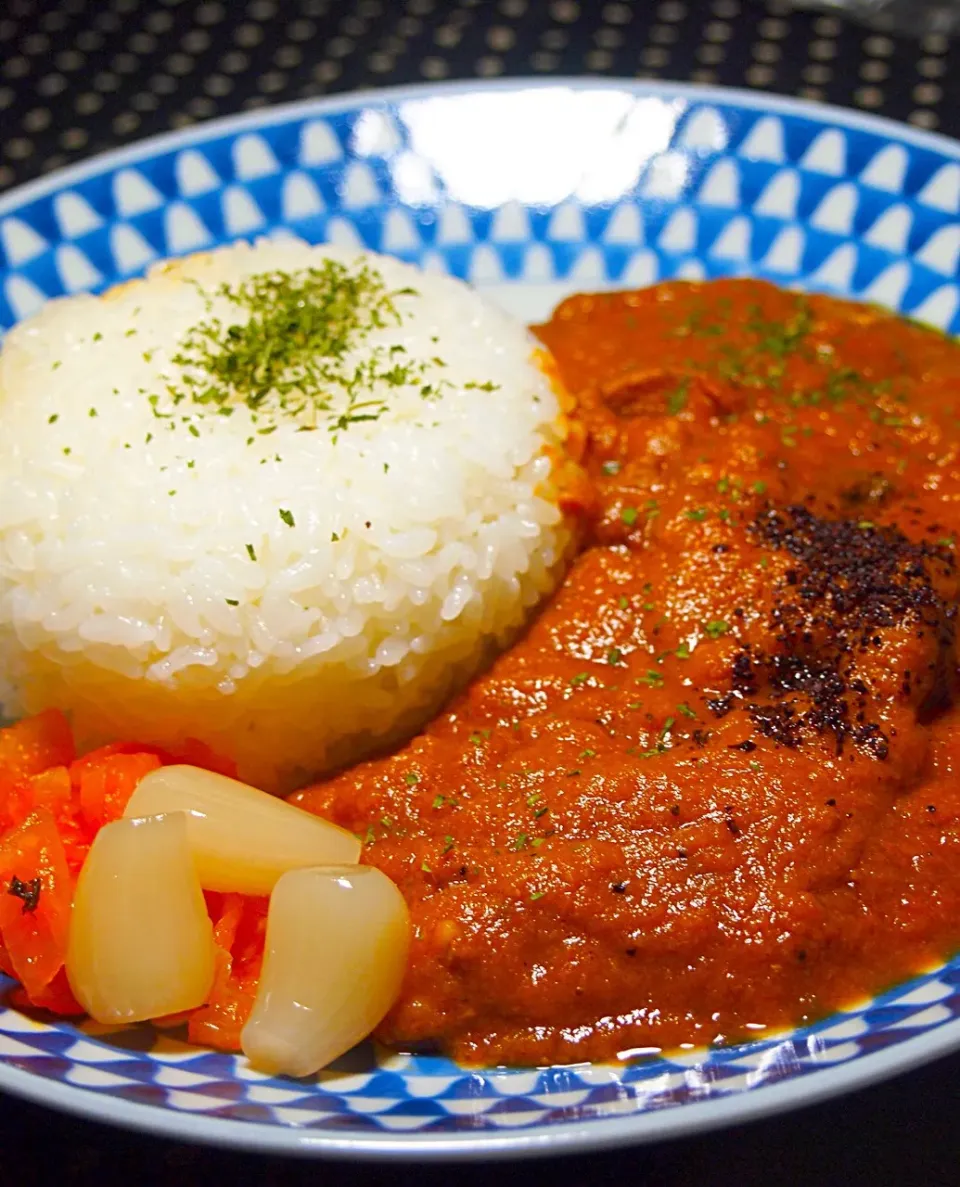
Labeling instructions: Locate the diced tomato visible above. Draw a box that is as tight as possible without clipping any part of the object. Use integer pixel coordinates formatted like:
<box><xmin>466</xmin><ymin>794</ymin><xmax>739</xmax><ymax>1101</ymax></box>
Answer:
<box><xmin>10</xmin><ymin>967</ymin><xmax>84</xmax><ymax>1016</ymax></box>
<box><xmin>0</xmin><ymin>763</ymin><xmax>80</xmax><ymax>842</ymax></box>
<box><xmin>50</xmin><ymin>819</ymin><xmax>91</xmax><ymax>878</ymax></box>
<box><xmin>187</xmin><ymin>895</ymin><xmax>267</xmax><ymax>1052</ymax></box>
<box><xmin>22</xmin><ymin>766</ymin><xmax>90</xmax><ymax>875</ymax></box>
<box><xmin>0</xmin><ymin>810</ymin><xmax>73</xmax><ymax>998</ymax></box>
<box><xmin>174</xmin><ymin>738</ymin><xmax>238</xmax><ymax>781</ymax></box>
<box><xmin>0</xmin><ymin>714</ymin><xmax>264</xmax><ymax>1036</ymax></box>
<box><xmin>29</xmin><ymin>766</ymin><xmax>73</xmax><ymax>816</ymax></box>
<box><xmin>73</xmin><ymin>751</ymin><xmax>162</xmax><ymax>832</ymax></box>
<box><xmin>0</xmin><ymin>711</ymin><xmax>74</xmax><ymax>781</ymax></box>
<box><xmin>68</xmin><ymin>741</ymin><xmax>165</xmax><ymax>771</ymax></box>
<box><xmin>230</xmin><ymin>895</ymin><xmax>270</xmax><ymax>970</ymax></box>
<box><xmin>70</xmin><ymin>739</ymin><xmax>237</xmax><ymax>781</ymax></box>
<box><xmin>0</xmin><ymin>775</ymin><xmax>33</xmax><ymax>837</ymax></box>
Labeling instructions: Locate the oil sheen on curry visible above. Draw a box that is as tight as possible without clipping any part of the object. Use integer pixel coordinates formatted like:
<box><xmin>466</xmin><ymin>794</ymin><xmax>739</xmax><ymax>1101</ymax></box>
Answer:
<box><xmin>293</xmin><ymin>279</ymin><xmax>960</xmax><ymax>1066</ymax></box>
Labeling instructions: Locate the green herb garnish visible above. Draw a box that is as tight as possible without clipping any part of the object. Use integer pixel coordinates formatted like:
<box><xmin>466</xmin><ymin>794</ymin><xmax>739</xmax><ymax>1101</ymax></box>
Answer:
<box><xmin>667</xmin><ymin>377</ymin><xmax>690</xmax><ymax>415</ymax></box>
<box><xmin>166</xmin><ymin>262</ymin><xmax>452</xmax><ymax>438</ymax></box>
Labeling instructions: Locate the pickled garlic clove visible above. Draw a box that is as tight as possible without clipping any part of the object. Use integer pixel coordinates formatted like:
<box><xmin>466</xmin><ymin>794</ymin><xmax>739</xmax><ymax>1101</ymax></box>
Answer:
<box><xmin>66</xmin><ymin>812</ymin><xmax>216</xmax><ymax>1025</ymax></box>
<box><xmin>124</xmin><ymin>765</ymin><xmax>361</xmax><ymax>896</ymax></box>
<box><xmin>241</xmin><ymin>866</ymin><xmax>410</xmax><ymax>1078</ymax></box>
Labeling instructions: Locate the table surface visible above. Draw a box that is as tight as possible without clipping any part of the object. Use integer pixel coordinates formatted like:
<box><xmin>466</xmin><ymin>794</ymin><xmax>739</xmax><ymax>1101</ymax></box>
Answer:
<box><xmin>1</xmin><ymin>1</ymin><xmax>959</xmax><ymax>1181</ymax></box>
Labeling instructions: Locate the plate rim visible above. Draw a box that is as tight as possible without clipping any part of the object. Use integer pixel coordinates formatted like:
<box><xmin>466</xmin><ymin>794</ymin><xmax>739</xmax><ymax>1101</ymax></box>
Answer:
<box><xmin>2</xmin><ymin>75</ymin><xmax>960</xmax><ymax>1158</ymax></box>
<box><xmin>4</xmin><ymin>75</ymin><xmax>960</xmax><ymax>225</ymax></box>
<box><xmin>2</xmin><ymin>1014</ymin><xmax>959</xmax><ymax>1160</ymax></box>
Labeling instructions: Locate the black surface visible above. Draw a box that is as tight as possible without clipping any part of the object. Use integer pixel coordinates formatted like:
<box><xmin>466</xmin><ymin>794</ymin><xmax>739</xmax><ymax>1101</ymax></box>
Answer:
<box><xmin>1</xmin><ymin>0</ymin><xmax>960</xmax><ymax>1181</ymax></box>
<box><xmin>1</xmin><ymin>0</ymin><xmax>960</xmax><ymax>195</ymax></box>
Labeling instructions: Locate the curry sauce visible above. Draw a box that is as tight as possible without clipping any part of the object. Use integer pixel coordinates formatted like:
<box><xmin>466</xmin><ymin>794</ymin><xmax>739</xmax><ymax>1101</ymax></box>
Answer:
<box><xmin>293</xmin><ymin>279</ymin><xmax>960</xmax><ymax>1066</ymax></box>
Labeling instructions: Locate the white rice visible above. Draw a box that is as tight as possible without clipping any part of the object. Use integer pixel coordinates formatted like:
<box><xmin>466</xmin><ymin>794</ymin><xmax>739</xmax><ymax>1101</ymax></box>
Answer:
<box><xmin>0</xmin><ymin>239</ymin><xmax>574</xmax><ymax>791</ymax></box>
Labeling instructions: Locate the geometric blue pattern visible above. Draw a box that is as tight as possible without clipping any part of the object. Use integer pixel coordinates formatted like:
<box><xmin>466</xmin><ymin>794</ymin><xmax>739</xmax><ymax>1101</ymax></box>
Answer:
<box><xmin>1</xmin><ymin>964</ymin><xmax>958</xmax><ymax>1156</ymax></box>
<box><xmin>2</xmin><ymin>81</ymin><xmax>960</xmax><ymax>1156</ymax></box>
<box><xmin>3</xmin><ymin>82</ymin><xmax>960</xmax><ymax>335</ymax></box>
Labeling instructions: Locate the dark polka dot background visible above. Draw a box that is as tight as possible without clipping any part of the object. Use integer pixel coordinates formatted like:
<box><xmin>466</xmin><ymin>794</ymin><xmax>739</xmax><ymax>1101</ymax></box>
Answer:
<box><xmin>1</xmin><ymin>0</ymin><xmax>960</xmax><ymax>194</ymax></box>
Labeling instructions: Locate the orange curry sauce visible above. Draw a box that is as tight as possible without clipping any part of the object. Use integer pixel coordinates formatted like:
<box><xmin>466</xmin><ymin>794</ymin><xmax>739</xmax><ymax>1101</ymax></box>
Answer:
<box><xmin>293</xmin><ymin>279</ymin><xmax>960</xmax><ymax>1066</ymax></box>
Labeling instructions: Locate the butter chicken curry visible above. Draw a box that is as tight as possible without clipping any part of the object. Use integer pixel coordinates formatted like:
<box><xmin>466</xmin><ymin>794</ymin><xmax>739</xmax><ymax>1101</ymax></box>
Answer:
<box><xmin>294</xmin><ymin>279</ymin><xmax>960</xmax><ymax>1066</ymax></box>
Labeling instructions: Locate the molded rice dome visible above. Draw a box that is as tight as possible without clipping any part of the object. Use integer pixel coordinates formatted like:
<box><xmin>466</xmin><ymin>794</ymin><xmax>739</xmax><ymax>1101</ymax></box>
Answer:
<box><xmin>0</xmin><ymin>240</ymin><xmax>578</xmax><ymax>792</ymax></box>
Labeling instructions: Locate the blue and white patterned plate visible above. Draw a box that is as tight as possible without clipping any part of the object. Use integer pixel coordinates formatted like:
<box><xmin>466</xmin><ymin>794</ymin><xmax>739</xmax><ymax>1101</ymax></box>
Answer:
<box><xmin>2</xmin><ymin>80</ymin><xmax>960</xmax><ymax>1160</ymax></box>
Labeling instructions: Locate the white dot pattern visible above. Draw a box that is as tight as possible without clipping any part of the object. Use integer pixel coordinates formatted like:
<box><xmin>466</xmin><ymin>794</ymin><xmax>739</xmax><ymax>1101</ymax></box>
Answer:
<box><xmin>0</xmin><ymin>1</ymin><xmax>957</xmax><ymax>191</ymax></box>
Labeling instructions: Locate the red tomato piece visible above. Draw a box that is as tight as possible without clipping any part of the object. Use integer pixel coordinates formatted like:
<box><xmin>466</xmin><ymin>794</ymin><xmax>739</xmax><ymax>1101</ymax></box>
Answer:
<box><xmin>0</xmin><ymin>776</ymin><xmax>33</xmax><ymax>837</ymax></box>
<box><xmin>69</xmin><ymin>741</ymin><xmax>164</xmax><ymax>771</ymax></box>
<box><xmin>28</xmin><ymin>766</ymin><xmax>73</xmax><ymax>817</ymax></box>
<box><xmin>73</xmin><ymin>752</ymin><xmax>162</xmax><ymax>832</ymax></box>
<box><xmin>10</xmin><ymin>967</ymin><xmax>84</xmax><ymax>1016</ymax></box>
<box><xmin>0</xmin><ymin>711</ymin><xmax>74</xmax><ymax>782</ymax></box>
<box><xmin>23</xmin><ymin>766</ymin><xmax>91</xmax><ymax>875</ymax></box>
<box><xmin>187</xmin><ymin>895</ymin><xmax>267</xmax><ymax>1052</ymax></box>
<box><xmin>0</xmin><ymin>810</ymin><xmax>74</xmax><ymax>999</ymax></box>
